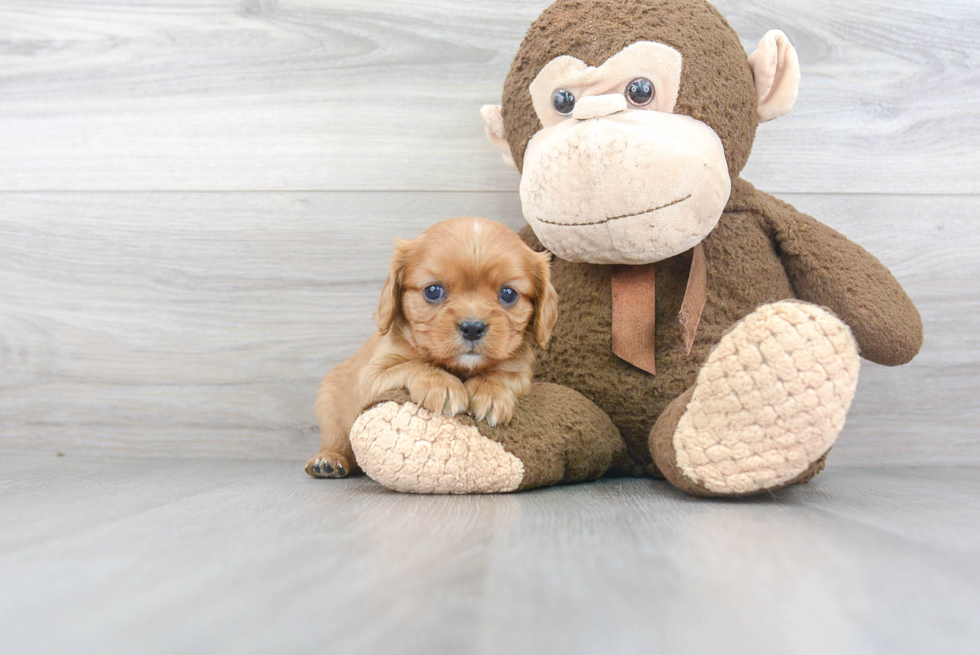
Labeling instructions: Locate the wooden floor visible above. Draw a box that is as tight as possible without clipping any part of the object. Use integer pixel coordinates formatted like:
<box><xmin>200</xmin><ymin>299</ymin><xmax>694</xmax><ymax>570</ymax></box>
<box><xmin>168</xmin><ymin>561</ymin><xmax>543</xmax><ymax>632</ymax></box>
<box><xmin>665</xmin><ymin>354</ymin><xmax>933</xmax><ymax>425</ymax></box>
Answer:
<box><xmin>1</xmin><ymin>456</ymin><xmax>978</xmax><ymax>655</ymax></box>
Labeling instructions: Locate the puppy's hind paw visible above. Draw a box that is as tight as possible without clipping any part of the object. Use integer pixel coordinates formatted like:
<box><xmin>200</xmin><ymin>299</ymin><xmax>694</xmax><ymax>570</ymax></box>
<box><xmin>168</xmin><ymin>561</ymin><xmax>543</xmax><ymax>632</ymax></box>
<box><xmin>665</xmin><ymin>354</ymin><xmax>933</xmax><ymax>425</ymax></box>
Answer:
<box><xmin>305</xmin><ymin>452</ymin><xmax>355</xmax><ymax>479</ymax></box>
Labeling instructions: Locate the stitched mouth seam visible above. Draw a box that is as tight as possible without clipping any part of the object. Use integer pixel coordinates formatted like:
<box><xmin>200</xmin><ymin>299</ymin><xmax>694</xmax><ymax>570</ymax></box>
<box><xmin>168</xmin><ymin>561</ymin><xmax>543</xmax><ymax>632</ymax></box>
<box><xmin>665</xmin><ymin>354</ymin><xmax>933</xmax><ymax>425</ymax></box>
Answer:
<box><xmin>535</xmin><ymin>194</ymin><xmax>692</xmax><ymax>227</ymax></box>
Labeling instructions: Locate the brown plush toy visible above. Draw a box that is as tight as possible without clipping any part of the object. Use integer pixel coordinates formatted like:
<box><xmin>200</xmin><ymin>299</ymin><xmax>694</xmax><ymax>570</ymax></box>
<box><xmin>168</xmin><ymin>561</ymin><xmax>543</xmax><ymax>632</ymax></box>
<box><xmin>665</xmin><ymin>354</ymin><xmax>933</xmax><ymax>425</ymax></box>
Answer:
<box><xmin>346</xmin><ymin>0</ymin><xmax>923</xmax><ymax>496</ymax></box>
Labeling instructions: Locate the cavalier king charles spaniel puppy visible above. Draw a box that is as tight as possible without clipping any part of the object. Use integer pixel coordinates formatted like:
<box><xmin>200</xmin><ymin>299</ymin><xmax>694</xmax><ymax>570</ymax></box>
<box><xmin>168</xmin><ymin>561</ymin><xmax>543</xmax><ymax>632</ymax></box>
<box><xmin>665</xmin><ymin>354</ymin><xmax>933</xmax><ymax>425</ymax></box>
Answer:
<box><xmin>306</xmin><ymin>217</ymin><xmax>558</xmax><ymax>478</ymax></box>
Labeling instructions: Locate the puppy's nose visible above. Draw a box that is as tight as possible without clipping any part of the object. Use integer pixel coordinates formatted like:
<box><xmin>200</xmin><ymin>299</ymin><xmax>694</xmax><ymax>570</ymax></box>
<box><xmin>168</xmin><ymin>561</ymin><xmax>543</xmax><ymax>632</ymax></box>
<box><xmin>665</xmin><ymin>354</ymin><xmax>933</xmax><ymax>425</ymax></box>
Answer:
<box><xmin>458</xmin><ymin>321</ymin><xmax>488</xmax><ymax>342</ymax></box>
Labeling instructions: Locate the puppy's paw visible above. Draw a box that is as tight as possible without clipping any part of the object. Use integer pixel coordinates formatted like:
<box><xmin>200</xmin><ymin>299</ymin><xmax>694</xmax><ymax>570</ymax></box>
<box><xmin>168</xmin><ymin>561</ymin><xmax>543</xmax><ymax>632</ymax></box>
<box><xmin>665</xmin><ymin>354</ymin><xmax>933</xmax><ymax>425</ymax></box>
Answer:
<box><xmin>305</xmin><ymin>451</ymin><xmax>355</xmax><ymax>479</ymax></box>
<box><xmin>407</xmin><ymin>369</ymin><xmax>468</xmax><ymax>417</ymax></box>
<box><xmin>466</xmin><ymin>377</ymin><xmax>517</xmax><ymax>427</ymax></box>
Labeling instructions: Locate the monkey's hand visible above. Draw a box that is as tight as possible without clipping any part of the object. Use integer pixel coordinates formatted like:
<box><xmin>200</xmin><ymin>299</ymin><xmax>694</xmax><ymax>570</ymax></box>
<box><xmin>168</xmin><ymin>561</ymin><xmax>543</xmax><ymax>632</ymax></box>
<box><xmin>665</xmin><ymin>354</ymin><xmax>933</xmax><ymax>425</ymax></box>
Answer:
<box><xmin>764</xmin><ymin>191</ymin><xmax>923</xmax><ymax>366</ymax></box>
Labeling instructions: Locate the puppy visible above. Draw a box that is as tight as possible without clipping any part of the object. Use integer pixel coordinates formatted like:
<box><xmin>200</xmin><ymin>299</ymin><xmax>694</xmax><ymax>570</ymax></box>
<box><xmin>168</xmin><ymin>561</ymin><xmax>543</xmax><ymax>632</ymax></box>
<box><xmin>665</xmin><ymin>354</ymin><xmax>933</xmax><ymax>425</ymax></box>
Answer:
<box><xmin>306</xmin><ymin>217</ymin><xmax>559</xmax><ymax>478</ymax></box>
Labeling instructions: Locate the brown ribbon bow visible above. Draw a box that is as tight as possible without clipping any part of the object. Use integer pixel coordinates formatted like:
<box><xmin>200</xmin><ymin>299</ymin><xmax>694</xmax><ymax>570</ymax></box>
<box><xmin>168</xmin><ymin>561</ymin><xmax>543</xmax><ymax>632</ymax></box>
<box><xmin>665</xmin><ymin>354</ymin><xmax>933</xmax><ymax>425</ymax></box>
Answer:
<box><xmin>611</xmin><ymin>243</ymin><xmax>706</xmax><ymax>375</ymax></box>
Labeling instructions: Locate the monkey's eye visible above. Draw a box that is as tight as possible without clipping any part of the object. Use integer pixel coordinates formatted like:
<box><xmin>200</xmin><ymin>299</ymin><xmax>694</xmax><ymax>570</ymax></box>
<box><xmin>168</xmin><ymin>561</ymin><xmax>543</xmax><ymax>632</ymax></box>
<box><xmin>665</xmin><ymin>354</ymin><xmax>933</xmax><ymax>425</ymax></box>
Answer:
<box><xmin>552</xmin><ymin>89</ymin><xmax>575</xmax><ymax>115</ymax></box>
<box><xmin>499</xmin><ymin>287</ymin><xmax>519</xmax><ymax>306</ymax></box>
<box><xmin>423</xmin><ymin>285</ymin><xmax>446</xmax><ymax>303</ymax></box>
<box><xmin>625</xmin><ymin>77</ymin><xmax>655</xmax><ymax>106</ymax></box>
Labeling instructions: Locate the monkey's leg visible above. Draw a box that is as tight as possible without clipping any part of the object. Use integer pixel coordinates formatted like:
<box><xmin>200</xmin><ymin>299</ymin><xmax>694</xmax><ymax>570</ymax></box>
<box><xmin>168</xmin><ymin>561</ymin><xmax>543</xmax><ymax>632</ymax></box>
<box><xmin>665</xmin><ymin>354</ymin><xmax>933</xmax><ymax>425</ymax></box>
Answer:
<box><xmin>650</xmin><ymin>300</ymin><xmax>859</xmax><ymax>497</ymax></box>
<box><xmin>347</xmin><ymin>383</ymin><xmax>628</xmax><ymax>494</ymax></box>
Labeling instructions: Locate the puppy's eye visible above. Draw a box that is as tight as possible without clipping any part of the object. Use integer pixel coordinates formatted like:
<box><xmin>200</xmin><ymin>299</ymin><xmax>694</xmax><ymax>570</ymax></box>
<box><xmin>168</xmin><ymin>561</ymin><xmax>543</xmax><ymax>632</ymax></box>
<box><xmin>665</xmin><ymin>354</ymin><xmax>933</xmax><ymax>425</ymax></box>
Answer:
<box><xmin>625</xmin><ymin>77</ymin><xmax>655</xmax><ymax>106</ymax></box>
<box><xmin>552</xmin><ymin>89</ymin><xmax>575</xmax><ymax>115</ymax></box>
<box><xmin>499</xmin><ymin>287</ymin><xmax>519</xmax><ymax>306</ymax></box>
<box><xmin>423</xmin><ymin>285</ymin><xmax>446</xmax><ymax>303</ymax></box>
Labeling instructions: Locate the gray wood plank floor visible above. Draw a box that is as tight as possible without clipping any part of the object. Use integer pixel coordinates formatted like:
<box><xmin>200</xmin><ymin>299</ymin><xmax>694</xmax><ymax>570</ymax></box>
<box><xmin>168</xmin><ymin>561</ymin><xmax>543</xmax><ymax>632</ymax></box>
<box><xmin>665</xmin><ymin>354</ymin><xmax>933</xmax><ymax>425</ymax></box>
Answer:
<box><xmin>1</xmin><ymin>456</ymin><xmax>978</xmax><ymax>655</ymax></box>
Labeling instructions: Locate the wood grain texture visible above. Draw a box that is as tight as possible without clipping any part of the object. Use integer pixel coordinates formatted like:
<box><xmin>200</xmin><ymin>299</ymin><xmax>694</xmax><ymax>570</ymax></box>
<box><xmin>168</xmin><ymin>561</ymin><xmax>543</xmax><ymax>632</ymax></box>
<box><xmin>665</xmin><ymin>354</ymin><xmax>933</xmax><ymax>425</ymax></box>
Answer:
<box><xmin>1</xmin><ymin>458</ymin><xmax>978</xmax><ymax>655</ymax></box>
<box><xmin>0</xmin><ymin>191</ymin><xmax>524</xmax><ymax>459</ymax></box>
<box><xmin>0</xmin><ymin>0</ymin><xmax>977</xmax><ymax>193</ymax></box>
<box><xmin>1</xmin><ymin>192</ymin><xmax>976</xmax><ymax>464</ymax></box>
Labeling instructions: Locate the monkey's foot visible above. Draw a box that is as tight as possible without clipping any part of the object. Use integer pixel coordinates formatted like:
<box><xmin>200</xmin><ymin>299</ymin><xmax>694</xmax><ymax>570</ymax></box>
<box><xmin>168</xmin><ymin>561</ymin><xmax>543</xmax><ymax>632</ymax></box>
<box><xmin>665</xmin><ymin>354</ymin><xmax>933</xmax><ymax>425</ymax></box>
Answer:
<box><xmin>349</xmin><ymin>401</ymin><xmax>525</xmax><ymax>493</ymax></box>
<box><xmin>651</xmin><ymin>300</ymin><xmax>860</xmax><ymax>497</ymax></box>
<box><xmin>305</xmin><ymin>451</ymin><xmax>355</xmax><ymax>479</ymax></box>
<box><xmin>348</xmin><ymin>384</ymin><xmax>626</xmax><ymax>494</ymax></box>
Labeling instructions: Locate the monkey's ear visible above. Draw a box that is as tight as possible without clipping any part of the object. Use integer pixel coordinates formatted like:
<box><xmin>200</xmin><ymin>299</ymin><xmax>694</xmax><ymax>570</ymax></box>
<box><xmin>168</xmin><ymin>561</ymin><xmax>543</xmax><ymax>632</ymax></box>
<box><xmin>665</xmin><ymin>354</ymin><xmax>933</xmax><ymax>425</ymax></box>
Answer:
<box><xmin>747</xmin><ymin>30</ymin><xmax>801</xmax><ymax>123</ymax></box>
<box><xmin>376</xmin><ymin>239</ymin><xmax>411</xmax><ymax>335</ymax></box>
<box><xmin>480</xmin><ymin>105</ymin><xmax>518</xmax><ymax>171</ymax></box>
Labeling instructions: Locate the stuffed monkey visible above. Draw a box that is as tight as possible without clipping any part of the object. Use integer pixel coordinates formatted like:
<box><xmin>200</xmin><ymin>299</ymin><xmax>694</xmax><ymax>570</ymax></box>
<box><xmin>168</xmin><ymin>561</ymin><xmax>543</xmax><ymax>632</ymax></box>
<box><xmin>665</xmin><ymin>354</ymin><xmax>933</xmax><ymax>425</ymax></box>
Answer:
<box><xmin>344</xmin><ymin>0</ymin><xmax>922</xmax><ymax>496</ymax></box>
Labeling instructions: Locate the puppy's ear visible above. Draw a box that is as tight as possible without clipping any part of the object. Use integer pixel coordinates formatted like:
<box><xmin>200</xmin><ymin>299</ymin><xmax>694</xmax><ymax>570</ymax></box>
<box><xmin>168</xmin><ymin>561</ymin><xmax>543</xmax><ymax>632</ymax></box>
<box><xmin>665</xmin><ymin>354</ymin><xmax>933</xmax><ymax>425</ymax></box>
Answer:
<box><xmin>531</xmin><ymin>250</ymin><xmax>559</xmax><ymax>348</ymax></box>
<box><xmin>376</xmin><ymin>239</ymin><xmax>412</xmax><ymax>335</ymax></box>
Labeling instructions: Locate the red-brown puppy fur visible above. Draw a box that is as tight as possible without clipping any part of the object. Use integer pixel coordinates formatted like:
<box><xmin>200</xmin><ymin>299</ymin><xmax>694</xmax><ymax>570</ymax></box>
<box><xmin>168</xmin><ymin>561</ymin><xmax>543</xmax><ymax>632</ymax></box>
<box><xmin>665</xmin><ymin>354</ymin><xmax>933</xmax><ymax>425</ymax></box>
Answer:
<box><xmin>306</xmin><ymin>217</ymin><xmax>559</xmax><ymax>478</ymax></box>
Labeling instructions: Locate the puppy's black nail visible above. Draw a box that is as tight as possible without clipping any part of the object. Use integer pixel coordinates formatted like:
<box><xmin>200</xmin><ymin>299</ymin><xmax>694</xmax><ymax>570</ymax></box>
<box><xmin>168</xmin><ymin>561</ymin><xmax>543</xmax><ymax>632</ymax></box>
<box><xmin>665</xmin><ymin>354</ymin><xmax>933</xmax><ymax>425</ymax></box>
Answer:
<box><xmin>336</xmin><ymin>463</ymin><xmax>346</xmax><ymax>476</ymax></box>
<box><xmin>312</xmin><ymin>463</ymin><xmax>322</xmax><ymax>475</ymax></box>
<box><xmin>323</xmin><ymin>462</ymin><xmax>334</xmax><ymax>475</ymax></box>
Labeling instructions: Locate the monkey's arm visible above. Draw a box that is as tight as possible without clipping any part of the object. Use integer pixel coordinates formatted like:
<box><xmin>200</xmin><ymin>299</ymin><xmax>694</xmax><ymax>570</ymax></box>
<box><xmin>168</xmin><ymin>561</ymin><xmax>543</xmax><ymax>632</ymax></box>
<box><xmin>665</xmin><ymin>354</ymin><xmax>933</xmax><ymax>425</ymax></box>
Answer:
<box><xmin>764</xmin><ymin>198</ymin><xmax>922</xmax><ymax>366</ymax></box>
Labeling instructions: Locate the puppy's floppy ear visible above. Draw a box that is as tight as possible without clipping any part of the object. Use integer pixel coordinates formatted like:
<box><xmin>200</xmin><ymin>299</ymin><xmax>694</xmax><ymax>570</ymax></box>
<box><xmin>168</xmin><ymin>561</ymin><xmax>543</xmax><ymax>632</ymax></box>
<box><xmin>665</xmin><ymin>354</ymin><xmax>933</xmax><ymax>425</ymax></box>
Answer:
<box><xmin>376</xmin><ymin>239</ymin><xmax>412</xmax><ymax>335</ymax></box>
<box><xmin>531</xmin><ymin>250</ymin><xmax>559</xmax><ymax>348</ymax></box>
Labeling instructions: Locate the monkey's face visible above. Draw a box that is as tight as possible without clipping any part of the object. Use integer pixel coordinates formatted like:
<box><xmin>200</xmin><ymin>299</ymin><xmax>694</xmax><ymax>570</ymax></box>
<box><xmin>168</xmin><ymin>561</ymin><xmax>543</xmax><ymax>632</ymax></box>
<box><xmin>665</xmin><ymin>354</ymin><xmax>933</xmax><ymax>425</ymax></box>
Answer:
<box><xmin>520</xmin><ymin>42</ymin><xmax>729</xmax><ymax>265</ymax></box>
<box><xmin>481</xmin><ymin>0</ymin><xmax>801</xmax><ymax>266</ymax></box>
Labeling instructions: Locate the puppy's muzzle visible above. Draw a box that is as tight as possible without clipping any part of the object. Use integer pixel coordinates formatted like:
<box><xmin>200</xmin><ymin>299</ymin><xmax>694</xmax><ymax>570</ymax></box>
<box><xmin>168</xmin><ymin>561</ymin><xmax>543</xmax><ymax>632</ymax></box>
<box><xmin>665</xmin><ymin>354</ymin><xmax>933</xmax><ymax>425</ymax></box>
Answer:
<box><xmin>458</xmin><ymin>320</ymin><xmax>488</xmax><ymax>342</ymax></box>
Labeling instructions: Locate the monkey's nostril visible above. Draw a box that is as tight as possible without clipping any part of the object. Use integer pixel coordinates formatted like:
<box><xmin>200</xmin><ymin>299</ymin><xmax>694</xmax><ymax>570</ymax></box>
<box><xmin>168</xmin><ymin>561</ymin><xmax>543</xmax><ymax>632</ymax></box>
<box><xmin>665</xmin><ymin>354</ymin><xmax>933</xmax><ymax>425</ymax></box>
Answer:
<box><xmin>458</xmin><ymin>321</ymin><xmax>488</xmax><ymax>342</ymax></box>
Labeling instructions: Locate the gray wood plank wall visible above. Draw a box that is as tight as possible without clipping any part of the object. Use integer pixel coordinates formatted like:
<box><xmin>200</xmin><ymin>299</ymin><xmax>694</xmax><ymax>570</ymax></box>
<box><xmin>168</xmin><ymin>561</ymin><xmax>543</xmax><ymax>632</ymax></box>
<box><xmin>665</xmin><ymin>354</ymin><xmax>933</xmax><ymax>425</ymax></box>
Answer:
<box><xmin>1</xmin><ymin>0</ymin><xmax>978</xmax><ymax>464</ymax></box>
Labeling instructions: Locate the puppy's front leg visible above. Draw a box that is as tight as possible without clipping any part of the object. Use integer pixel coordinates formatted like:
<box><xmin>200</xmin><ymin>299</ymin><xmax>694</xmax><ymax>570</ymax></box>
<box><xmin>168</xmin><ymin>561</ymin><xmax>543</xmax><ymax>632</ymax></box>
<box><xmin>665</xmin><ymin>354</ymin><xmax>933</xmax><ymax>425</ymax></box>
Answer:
<box><xmin>373</xmin><ymin>361</ymin><xmax>469</xmax><ymax>417</ymax></box>
<box><xmin>466</xmin><ymin>364</ymin><xmax>533</xmax><ymax>427</ymax></box>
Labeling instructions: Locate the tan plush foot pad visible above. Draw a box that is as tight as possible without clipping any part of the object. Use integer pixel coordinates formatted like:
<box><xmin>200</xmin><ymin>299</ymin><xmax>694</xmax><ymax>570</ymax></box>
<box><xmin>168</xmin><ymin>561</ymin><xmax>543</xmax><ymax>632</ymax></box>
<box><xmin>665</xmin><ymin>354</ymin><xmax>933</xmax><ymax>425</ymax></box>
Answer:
<box><xmin>349</xmin><ymin>401</ymin><xmax>524</xmax><ymax>494</ymax></box>
<box><xmin>674</xmin><ymin>301</ymin><xmax>860</xmax><ymax>495</ymax></box>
